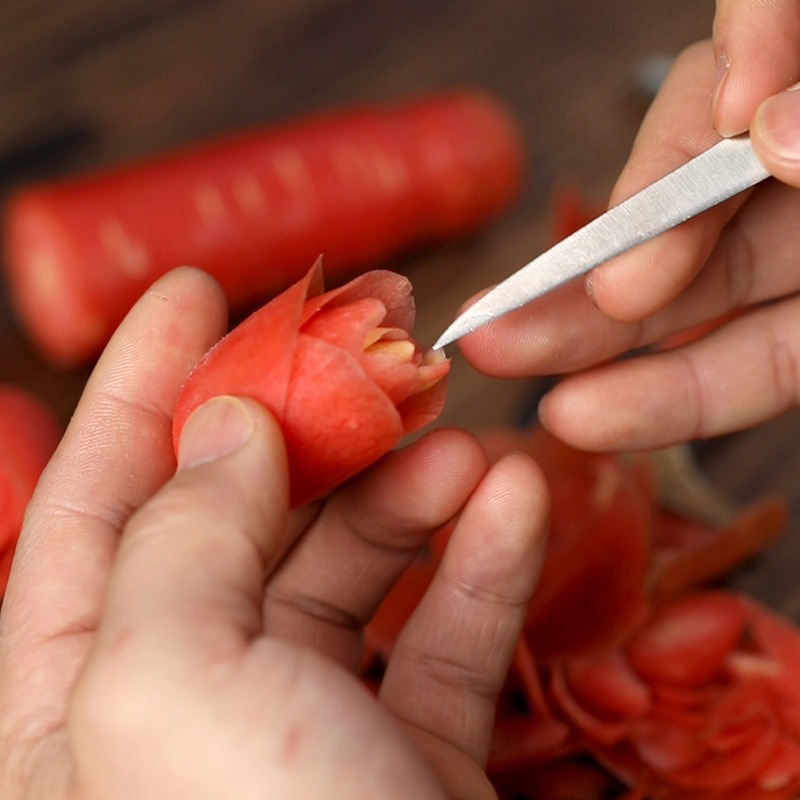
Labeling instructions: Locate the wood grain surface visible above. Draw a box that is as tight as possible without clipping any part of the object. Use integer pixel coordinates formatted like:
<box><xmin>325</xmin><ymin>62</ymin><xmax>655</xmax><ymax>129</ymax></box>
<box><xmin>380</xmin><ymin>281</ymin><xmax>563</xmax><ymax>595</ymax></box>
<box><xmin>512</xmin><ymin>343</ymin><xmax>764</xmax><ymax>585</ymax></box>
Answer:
<box><xmin>2</xmin><ymin>0</ymin><xmax>798</xmax><ymax>613</ymax></box>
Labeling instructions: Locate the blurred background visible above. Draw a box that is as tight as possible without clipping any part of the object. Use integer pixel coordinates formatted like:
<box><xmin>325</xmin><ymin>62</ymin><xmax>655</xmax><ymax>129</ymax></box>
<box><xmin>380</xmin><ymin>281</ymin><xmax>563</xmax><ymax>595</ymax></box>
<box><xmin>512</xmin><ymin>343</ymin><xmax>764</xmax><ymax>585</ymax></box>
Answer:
<box><xmin>2</xmin><ymin>0</ymin><xmax>799</xmax><ymax>612</ymax></box>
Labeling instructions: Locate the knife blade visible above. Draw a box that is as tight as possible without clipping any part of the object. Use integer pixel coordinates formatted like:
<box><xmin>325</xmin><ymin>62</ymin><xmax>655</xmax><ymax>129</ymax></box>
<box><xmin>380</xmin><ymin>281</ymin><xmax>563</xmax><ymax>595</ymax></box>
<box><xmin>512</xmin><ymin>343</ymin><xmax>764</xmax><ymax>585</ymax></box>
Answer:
<box><xmin>432</xmin><ymin>134</ymin><xmax>770</xmax><ymax>351</ymax></box>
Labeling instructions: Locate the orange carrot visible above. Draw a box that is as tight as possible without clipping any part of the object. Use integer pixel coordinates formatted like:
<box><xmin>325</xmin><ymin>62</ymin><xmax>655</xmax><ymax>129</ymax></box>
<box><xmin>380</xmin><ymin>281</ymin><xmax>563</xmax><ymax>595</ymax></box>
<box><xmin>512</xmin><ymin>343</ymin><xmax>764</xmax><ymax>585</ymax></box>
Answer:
<box><xmin>3</xmin><ymin>90</ymin><xmax>524</xmax><ymax>366</ymax></box>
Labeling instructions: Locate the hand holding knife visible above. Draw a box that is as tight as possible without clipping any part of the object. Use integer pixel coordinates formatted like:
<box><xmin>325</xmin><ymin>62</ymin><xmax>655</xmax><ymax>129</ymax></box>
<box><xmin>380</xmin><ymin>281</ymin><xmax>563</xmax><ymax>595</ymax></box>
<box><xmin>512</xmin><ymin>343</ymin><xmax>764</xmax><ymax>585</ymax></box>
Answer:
<box><xmin>433</xmin><ymin>135</ymin><xmax>771</xmax><ymax>351</ymax></box>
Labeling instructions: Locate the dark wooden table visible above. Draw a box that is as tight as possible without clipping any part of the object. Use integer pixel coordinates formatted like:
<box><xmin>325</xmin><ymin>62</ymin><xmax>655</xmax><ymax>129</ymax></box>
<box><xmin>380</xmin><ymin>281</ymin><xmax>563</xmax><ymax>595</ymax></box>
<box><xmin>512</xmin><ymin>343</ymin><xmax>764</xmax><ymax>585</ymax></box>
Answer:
<box><xmin>1</xmin><ymin>0</ymin><xmax>798</xmax><ymax>613</ymax></box>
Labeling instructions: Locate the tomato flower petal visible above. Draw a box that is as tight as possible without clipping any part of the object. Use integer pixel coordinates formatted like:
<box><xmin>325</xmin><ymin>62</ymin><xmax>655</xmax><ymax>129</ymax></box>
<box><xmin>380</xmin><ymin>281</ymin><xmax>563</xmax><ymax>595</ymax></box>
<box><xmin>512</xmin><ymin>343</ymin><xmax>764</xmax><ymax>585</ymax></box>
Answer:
<box><xmin>173</xmin><ymin>262</ymin><xmax>448</xmax><ymax>507</ymax></box>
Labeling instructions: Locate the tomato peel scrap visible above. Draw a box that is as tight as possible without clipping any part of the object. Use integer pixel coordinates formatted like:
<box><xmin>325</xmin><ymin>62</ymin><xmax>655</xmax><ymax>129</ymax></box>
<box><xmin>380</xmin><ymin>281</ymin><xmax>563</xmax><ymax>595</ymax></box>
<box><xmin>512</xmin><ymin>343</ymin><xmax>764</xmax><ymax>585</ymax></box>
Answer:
<box><xmin>360</xmin><ymin>187</ymin><xmax>799</xmax><ymax>800</ymax></box>
<box><xmin>362</xmin><ymin>428</ymin><xmax>797</xmax><ymax>800</ymax></box>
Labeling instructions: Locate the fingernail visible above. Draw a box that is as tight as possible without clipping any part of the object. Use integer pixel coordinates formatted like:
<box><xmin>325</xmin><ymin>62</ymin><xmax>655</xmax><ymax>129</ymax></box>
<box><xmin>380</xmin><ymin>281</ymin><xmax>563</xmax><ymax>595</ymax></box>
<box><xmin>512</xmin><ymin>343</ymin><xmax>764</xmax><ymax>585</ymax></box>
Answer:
<box><xmin>754</xmin><ymin>83</ymin><xmax>800</xmax><ymax>161</ymax></box>
<box><xmin>711</xmin><ymin>53</ymin><xmax>731</xmax><ymax>131</ymax></box>
<box><xmin>177</xmin><ymin>396</ymin><xmax>254</xmax><ymax>469</ymax></box>
<box><xmin>536</xmin><ymin>396</ymin><xmax>552</xmax><ymax>431</ymax></box>
<box><xmin>584</xmin><ymin>272</ymin><xmax>596</xmax><ymax>303</ymax></box>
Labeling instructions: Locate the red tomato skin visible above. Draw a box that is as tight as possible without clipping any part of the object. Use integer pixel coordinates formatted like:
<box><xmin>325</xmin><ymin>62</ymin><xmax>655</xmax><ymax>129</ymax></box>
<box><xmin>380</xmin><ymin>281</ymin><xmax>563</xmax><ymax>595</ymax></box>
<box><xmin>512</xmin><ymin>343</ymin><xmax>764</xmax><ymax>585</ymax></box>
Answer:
<box><xmin>564</xmin><ymin>652</ymin><xmax>652</xmax><ymax>723</ymax></box>
<box><xmin>4</xmin><ymin>90</ymin><xmax>524</xmax><ymax>365</ymax></box>
<box><xmin>172</xmin><ymin>265</ymin><xmax>447</xmax><ymax>507</ymax></box>
<box><xmin>626</xmin><ymin>593</ymin><xmax>747</xmax><ymax>687</ymax></box>
<box><xmin>281</xmin><ymin>332</ymin><xmax>405</xmax><ymax>504</ymax></box>
<box><xmin>522</xmin><ymin>456</ymin><xmax>652</xmax><ymax>660</ymax></box>
<box><xmin>0</xmin><ymin>386</ymin><xmax>61</xmax><ymax>591</ymax></box>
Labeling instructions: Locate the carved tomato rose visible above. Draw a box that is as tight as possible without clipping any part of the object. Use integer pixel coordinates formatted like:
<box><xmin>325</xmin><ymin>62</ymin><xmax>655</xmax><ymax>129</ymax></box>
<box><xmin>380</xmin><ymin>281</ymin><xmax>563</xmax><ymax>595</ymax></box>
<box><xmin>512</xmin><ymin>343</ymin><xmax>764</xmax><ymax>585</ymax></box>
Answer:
<box><xmin>173</xmin><ymin>261</ymin><xmax>448</xmax><ymax>507</ymax></box>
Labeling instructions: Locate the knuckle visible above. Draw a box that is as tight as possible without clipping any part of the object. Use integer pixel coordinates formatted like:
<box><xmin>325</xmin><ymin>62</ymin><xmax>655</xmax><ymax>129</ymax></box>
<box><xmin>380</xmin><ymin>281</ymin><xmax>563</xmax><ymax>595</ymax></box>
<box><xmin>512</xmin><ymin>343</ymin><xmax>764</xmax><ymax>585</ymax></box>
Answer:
<box><xmin>673</xmin><ymin>350</ymin><xmax>708</xmax><ymax>440</ymax></box>
<box><xmin>128</xmin><ymin>480</ymin><xmax>201</xmax><ymax>534</ymax></box>
<box><xmin>69</xmin><ymin>657</ymin><xmax>160</xmax><ymax>752</ymax></box>
<box><xmin>720</xmin><ymin>216</ymin><xmax>756</xmax><ymax>308</ymax></box>
<box><xmin>123</xmin><ymin>475</ymin><xmax>226</xmax><ymax>552</ymax></box>
<box><xmin>763</xmin><ymin>318</ymin><xmax>800</xmax><ymax>410</ymax></box>
<box><xmin>407</xmin><ymin>644</ymin><xmax>504</xmax><ymax>702</ymax></box>
<box><xmin>67</xmin><ymin>656</ymin><xmax>180</xmax><ymax>796</ymax></box>
<box><xmin>266</xmin><ymin>586</ymin><xmax>362</xmax><ymax>631</ymax></box>
<box><xmin>671</xmin><ymin>39</ymin><xmax>714</xmax><ymax>80</ymax></box>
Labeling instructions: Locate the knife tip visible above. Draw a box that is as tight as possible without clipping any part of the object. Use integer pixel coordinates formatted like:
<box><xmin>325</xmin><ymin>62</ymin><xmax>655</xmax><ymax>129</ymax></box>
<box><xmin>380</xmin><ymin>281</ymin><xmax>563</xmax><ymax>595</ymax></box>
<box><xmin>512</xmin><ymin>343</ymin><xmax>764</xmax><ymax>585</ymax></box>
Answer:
<box><xmin>432</xmin><ymin>332</ymin><xmax>454</xmax><ymax>351</ymax></box>
<box><xmin>432</xmin><ymin>302</ymin><xmax>494</xmax><ymax>351</ymax></box>
<box><xmin>432</xmin><ymin>318</ymin><xmax>470</xmax><ymax>351</ymax></box>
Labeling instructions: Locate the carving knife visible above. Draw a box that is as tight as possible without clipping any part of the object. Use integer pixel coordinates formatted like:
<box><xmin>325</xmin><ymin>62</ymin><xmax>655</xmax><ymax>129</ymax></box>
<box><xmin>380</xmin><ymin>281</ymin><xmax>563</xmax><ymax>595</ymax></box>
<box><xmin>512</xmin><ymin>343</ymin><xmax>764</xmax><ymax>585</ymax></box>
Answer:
<box><xmin>433</xmin><ymin>135</ymin><xmax>770</xmax><ymax>351</ymax></box>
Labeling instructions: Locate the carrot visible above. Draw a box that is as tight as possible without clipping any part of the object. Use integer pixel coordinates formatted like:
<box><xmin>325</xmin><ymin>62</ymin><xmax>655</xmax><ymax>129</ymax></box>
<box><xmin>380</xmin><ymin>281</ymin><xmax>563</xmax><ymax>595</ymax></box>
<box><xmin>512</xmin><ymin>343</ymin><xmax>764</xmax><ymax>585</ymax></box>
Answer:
<box><xmin>0</xmin><ymin>385</ymin><xmax>61</xmax><ymax>594</ymax></box>
<box><xmin>172</xmin><ymin>260</ymin><xmax>448</xmax><ymax>508</ymax></box>
<box><xmin>3</xmin><ymin>90</ymin><xmax>525</xmax><ymax>366</ymax></box>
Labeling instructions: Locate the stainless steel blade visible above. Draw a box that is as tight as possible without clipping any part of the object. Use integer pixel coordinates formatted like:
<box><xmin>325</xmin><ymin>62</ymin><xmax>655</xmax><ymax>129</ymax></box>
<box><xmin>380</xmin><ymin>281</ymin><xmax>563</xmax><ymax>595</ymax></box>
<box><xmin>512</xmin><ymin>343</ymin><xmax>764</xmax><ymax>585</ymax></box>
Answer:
<box><xmin>433</xmin><ymin>134</ymin><xmax>770</xmax><ymax>350</ymax></box>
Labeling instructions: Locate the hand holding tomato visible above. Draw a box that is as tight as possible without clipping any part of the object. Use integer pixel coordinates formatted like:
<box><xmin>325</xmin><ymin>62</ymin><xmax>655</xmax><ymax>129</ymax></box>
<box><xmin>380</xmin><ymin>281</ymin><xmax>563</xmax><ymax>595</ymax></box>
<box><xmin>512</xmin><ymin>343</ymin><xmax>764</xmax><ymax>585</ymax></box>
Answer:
<box><xmin>459</xmin><ymin>1</ymin><xmax>800</xmax><ymax>453</ymax></box>
<box><xmin>0</xmin><ymin>268</ymin><xmax>549</xmax><ymax>800</ymax></box>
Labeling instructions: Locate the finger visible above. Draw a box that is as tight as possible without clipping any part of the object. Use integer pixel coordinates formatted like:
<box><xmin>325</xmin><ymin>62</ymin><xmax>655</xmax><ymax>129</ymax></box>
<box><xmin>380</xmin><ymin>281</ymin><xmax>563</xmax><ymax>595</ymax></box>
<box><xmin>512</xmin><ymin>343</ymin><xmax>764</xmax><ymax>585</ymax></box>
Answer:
<box><xmin>458</xmin><ymin>42</ymin><xmax>740</xmax><ymax>377</ymax></box>
<box><xmin>395</xmin><ymin>725</ymin><xmax>499</xmax><ymax>800</ymax></box>
<box><xmin>658</xmin><ymin>178</ymin><xmax>800</xmax><ymax>317</ymax></box>
<box><xmin>459</xmin><ymin>175</ymin><xmax>800</xmax><ymax>379</ymax></box>
<box><xmin>456</xmin><ymin>277</ymin><xmax>638</xmax><ymax>378</ymax></box>
<box><xmin>379</xmin><ymin>453</ymin><xmax>549</xmax><ymax>766</ymax></box>
<box><xmin>751</xmin><ymin>81</ymin><xmax>800</xmax><ymax>185</ymax></box>
<box><xmin>589</xmin><ymin>40</ymin><xmax>746</xmax><ymax>322</ymax></box>
<box><xmin>538</xmin><ymin>295</ymin><xmax>800</xmax><ymax>451</ymax></box>
<box><xmin>87</xmin><ymin>397</ymin><xmax>290</xmax><ymax>680</ymax></box>
<box><xmin>73</xmin><ymin>400</ymin><xmax>452</xmax><ymax>799</ymax></box>
<box><xmin>602</xmin><ymin>177</ymin><xmax>800</xmax><ymax>355</ymax></box>
<box><xmin>713</xmin><ymin>0</ymin><xmax>800</xmax><ymax>137</ymax></box>
<box><xmin>0</xmin><ymin>269</ymin><xmax>226</xmax><ymax>713</ymax></box>
<box><xmin>263</xmin><ymin>429</ymin><xmax>489</xmax><ymax>672</ymax></box>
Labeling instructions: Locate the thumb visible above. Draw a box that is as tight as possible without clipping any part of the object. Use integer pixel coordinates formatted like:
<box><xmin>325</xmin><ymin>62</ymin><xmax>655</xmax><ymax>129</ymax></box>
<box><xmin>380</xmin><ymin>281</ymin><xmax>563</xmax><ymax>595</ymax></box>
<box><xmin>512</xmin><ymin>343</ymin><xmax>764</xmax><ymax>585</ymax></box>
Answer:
<box><xmin>96</xmin><ymin>395</ymin><xmax>290</xmax><ymax>665</ymax></box>
<box><xmin>751</xmin><ymin>83</ymin><xmax>800</xmax><ymax>187</ymax></box>
<box><xmin>711</xmin><ymin>0</ymin><xmax>800</xmax><ymax>138</ymax></box>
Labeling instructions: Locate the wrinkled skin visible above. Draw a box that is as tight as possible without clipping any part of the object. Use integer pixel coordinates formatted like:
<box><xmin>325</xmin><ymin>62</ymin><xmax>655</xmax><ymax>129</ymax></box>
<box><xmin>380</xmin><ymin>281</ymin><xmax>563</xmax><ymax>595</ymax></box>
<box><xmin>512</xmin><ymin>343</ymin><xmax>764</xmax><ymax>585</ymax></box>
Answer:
<box><xmin>0</xmin><ymin>267</ymin><xmax>551</xmax><ymax>800</ymax></box>
<box><xmin>367</xmin><ymin>427</ymin><xmax>792</xmax><ymax>800</ymax></box>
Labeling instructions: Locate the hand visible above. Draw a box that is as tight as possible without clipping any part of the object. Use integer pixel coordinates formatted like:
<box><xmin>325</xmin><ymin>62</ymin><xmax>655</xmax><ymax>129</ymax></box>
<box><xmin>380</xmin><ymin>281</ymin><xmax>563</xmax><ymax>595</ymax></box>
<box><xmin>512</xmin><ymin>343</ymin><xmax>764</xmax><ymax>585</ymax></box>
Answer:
<box><xmin>0</xmin><ymin>268</ymin><xmax>549</xmax><ymax>800</ymax></box>
<box><xmin>459</xmin><ymin>1</ymin><xmax>800</xmax><ymax>453</ymax></box>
